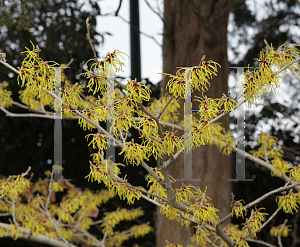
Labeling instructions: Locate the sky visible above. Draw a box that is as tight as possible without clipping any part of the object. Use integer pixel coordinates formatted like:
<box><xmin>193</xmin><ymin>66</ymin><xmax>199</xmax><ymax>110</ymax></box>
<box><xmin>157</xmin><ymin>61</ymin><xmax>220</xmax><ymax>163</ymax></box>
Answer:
<box><xmin>95</xmin><ymin>0</ymin><xmax>163</xmax><ymax>84</ymax></box>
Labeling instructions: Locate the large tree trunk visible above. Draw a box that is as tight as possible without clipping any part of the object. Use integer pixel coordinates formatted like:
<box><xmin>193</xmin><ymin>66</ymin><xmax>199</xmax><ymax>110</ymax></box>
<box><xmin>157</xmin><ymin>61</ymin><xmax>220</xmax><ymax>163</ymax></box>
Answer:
<box><xmin>156</xmin><ymin>0</ymin><xmax>232</xmax><ymax>246</ymax></box>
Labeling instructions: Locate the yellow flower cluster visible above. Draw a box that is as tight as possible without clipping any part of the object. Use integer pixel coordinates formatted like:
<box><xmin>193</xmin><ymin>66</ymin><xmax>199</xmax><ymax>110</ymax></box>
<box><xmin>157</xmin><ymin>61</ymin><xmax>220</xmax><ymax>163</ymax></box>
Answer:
<box><xmin>208</xmin><ymin>123</ymin><xmax>234</xmax><ymax>156</ymax></box>
<box><xmin>241</xmin><ymin>207</ymin><xmax>268</xmax><ymax>238</ymax></box>
<box><xmin>188</xmin><ymin>187</ymin><xmax>219</xmax><ymax>227</ymax></box>
<box><xmin>118</xmin><ymin>140</ymin><xmax>149</xmax><ymax>166</ymax></box>
<box><xmin>232</xmin><ymin>199</ymin><xmax>247</xmax><ymax>219</ymax></box>
<box><xmin>162</xmin><ymin>59</ymin><xmax>221</xmax><ymax>99</ymax></box>
<box><xmin>7</xmin><ymin>39</ymin><xmax>300</xmax><ymax>247</ymax></box>
<box><xmin>219</xmin><ymin>224</ymin><xmax>244</xmax><ymax>243</ymax></box>
<box><xmin>146</xmin><ymin>93</ymin><xmax>180</xmax><ymax>123</ymax></box>
<box><xmin>0</xmin><ymin>167</ymin><xmax>150</xmax><ymax>245</ymax></box>
<box><xmin>0</xmin><ymin>82</ymin><xmax>12</xmax><ymax>108</ymax></box>
<box><xmin>130</xmin><ymin>223</ymin><xmax>153</xmax><ymax>238</ymax></box>
<box><xmin>79</xmin><ymin>50</ymin><xmax>128</xmax><ymax>95</ymax></box>
<box><xmin>101</xmin><ymin>208</ymin><xmax>144</xmax><ymax>236</ymax></box>
<box><xmin>250</xmin><ymin>133</ymin><xmax>289</xmax><ymax>176</ymax></box>
<box><xmin>190</xmin><ymin>224</ymin><xmax>211</xmax><ymax>247</ymax></box>
<box><xmin>126</xmin><ymin>79</ymin><xmax>151</xmax><ymax>104</ymax></box>
<box><xmin>18</xmin><ymin>43</ymin><xmax>58</xmax><ymax>99</ymax></box>
<box><xmin>242</xmin><ymin>43</ymin><xmax>300</xmax><ymax>107</ymax></box>
<box><xmin>276</xmin><ymin>191</ymin><xmax>299</xmax><ymax>214</ymax></box>
<box><xmin>270</xmin><ymin>224</ymin><xmax>291</xmax><ymax>237</ymax></box>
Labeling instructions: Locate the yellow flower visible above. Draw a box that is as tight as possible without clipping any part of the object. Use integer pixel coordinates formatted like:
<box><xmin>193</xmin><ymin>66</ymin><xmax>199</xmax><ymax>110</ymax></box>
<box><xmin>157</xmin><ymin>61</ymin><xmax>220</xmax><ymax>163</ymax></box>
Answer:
<box><xmin>118</xmin><ymin>140</ymin><xmax>149</xmax><ymax>166</ymax></box>
<box><xmin>271</xmin><ymin>157</ymin><xmax>289</xmax><ymax>177</ymax></box>
<box><xmin>194</xmin><ymin>96</ymin><xmax>221</xmax><ymax>122</ymax></box>
<box><xmin>270</xmin><ymin>224</ymin><xmax>291</xmax><ymax>237</ymax></box>
<box><xmin>113</xmin><ymin>181</ymin><xmax>141</xmax><ymax>205</ymax></box>
<box><xmin>235</xmin><ymin>237</ymin><xmax>249</xmax><ymax>247</ymax></box>
<box><xmin>190</xmin><ymin>202</ymin><xmax>220</xmax><ymax>227</ymax></box>
<box><xmin>174</xmin><ymin>184</ymin><xmax>195</xmax><ymax>205</ymax></box>
<box><xmin>9</xmin><ymin>225</ymin><xmax>23</xmax><ymax>240</ymax></box>
<box><xmin>288</xmin><ymin>165</ymin><xmax>300</xmax><ymax>182</ymax></box>
<box><xmin>142</xmin><ymin>138</ymin><xmax>166</xmax><ymax>160</ymax></box>
<box><xmin>276</xmin><ymin>191</ymin><xmax>299</xmax><ymax>214</ymax></box>
<box><xmin>216</xmin><ymin>93</ymin><xmax>237</xmax><ymax>112</ymax></box>
<box><xmin>191</xmin><ymin>224</ymin><xmax>211</xmax><ymax>247</ymax></box>
<box><xmin>85</xmin><ymin>132</ymin><xmax>107</xmax><ymax>151</ymax></box>
<box><xmin>78</xmin><ymin>109</ymin><xmax>98</xmax><ymax>131</ymax></box>
<box><xmin>208</xmin><ymin>123</ymin><xmax>234</xmax><ymax>156</ymax></box>
<box><xmin>147</xmin><ymin>94</ymin><xmax>180</xmax><ymax>123</ymax></box>
<box><xmin>162</xmin><ymin>130</ymin><xmax>184</xmax><ymax>155</ymax></box>
<box><xmin>79</xmin><ymin>50</ymin><xmax>128</xmax><ymax>94</ymax></box>
<box><xmin>101</xmin><ymin>208</ymin><xmax>143</xmax><ymax>236</ymax></box>
<box><xmin>52</xmin><ymin>181</ymin><xmax>64</xmax><ymax>192</ymax></box>
<box><xmin>130</xmin><ymin>223</ymin><xmax>153</xmax><ymax>238</ymax></box>
<box><xmin>189</xmin><ymin>59</ymin><xmax>221</xmax><ymax>93</ymax></box>
<box><xmin>18</xmin><ymin>42</ymin><xmax>59</xmax><ymax>99</ymax></box>
<box><xmin>135</xmin><ymin>116</ymin><xmax>160</xmax><ymax>140</ymax></box>
<box><xmin>232</xmin><ymin>199</ymin><xmax>247</xmax><ymax>219</ymax></box>
<box><xmin>161</xmin><ymin>71</ymin><xmax>186</xmax><ymax>99</ymax></box>
<box><xmin>160</xmin><ymin>202</ymin><xmax>180</xmax><ymax>221</ymax></box>
<box><xmin>57</xmin><ymin>209</ymin><xmax>73</xmax><ymax>223</ymax></box>
<box><xmin>112</xmin><ymin>111</ymin><xmax>135</xmax><ymax>139</ymax></box>
<box><xmin>126</xmin><ymin>79</ymin><xmax>151</xmax><ymax>104</ymax></box>
<box><xmin>0</xmin><ymin>82</ymin><xmax>13</xmax><ymax>108</ymax></box>
<box><xmin>241</xmin><ymin>207</ymin><xmax>268</xmax><ymax>238</ymax></box>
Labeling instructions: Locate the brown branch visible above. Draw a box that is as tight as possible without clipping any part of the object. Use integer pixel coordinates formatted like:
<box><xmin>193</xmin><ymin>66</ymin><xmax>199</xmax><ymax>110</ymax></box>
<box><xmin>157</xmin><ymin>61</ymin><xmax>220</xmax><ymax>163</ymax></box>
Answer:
<box><xmin>246</xmin><ymin>238</ymin><xmax>277</xmax><ymax>247</ymax></box>
<box><xmin>0</xmin><ymin>60</ymin><xmax>20</xmax><ymax>74</ymax></box>
<box><xmin>86</xmin><ymin>18</ymin><xmax>99</xmax><ymax>63</ymax></box>
<box><xmin>115</xmin><ymin>0</ymin><xmax>123</xmax><ymax>16</ymax></box>
<box><xmin>278</xmin><ymin>219</ymin><xmax>288</xmax><ymax>247</ymax></box>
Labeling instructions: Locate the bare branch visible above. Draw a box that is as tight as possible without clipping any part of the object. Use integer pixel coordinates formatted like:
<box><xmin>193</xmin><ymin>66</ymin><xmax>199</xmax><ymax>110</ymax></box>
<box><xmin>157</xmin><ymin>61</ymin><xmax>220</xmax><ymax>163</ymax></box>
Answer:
<box><xmin>115</xmin><ymin>0</ymin><xmax>123</xmax><ymax>16</ymax></box>
<box><xmin>86</xmin><ymin>18</ymin><xmax>99</xmax><ymax>63</ymax></box>
<box><xmin>247</xmin><ymin>238</ymin><xmax>277</xmax><ymax>247</ymax></box>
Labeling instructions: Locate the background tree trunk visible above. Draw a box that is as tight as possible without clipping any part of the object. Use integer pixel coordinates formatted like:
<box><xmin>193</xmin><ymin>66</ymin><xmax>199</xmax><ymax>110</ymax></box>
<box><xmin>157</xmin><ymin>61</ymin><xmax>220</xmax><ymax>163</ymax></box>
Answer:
<box><xmin>156</xmin><ymin>0</ymin><xmax>233</xmax><ymax>245</ymax></box>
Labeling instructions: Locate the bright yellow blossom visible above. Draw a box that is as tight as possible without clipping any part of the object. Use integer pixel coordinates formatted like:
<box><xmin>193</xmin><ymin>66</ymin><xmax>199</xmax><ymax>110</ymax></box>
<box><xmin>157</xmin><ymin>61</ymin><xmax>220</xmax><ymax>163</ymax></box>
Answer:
<box><xmin>162</xmin><ymin>130</ymin><xmax>184</xmax><ymax>155</ymax></box>
<box><xmin>191</xmin><ymin>224</ymin><xmax>211</xmax><ymax>247</ymax></box>
<box><xmin>288</xmin><ymin>165</ymin><xmax>300</xmax><ymax>182</ymax></box>
<box><xmin>130</xmin><ymin>223</ymin><xmax>153</xmax><ymax>238</ymax></box>
<box><xmin>125</xmin><ymin>79</ymin><xmax>151</xmax><ymax>104</ymax></box>
<box><xmin>118</xmin><ymin>140</ymin><xmax>149</xmax><ymax>166</ymax></box>
<box><xmin>276</xmin><ymin>191</ymin><xmax>299</xmax><ymax>214</ymax></box>
<box><xmin>232</xmin><ymin>199</ymin><xmax>247</xmax><ymax>219</ymax></box>
<box><xmin>85</xmin><ymin>132</ymin><xmax>107</xmax><ymax>150</ymax></box>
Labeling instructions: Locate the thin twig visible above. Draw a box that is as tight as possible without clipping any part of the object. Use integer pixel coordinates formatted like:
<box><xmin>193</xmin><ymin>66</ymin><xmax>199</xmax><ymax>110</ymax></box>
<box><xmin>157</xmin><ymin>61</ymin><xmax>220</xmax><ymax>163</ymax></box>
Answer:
<box><xmin>86</xmin><ymin>18</ymin><xmax>99</xmax><ymax>63</ymax></box>
<box><xmin>62</xmin><ymin>224</ymin><xmax>105</xmax><ymax>247</ymax></box>
<box><xmin>246</xmin><ymin>238</ymin><xmax>277</xmax><ymax>247</ymax></box>
<box><xmin>220</xmin><ymin>181</ymin><xmax>300</xmax><ymax>225</ymax></box>
<box><xmin>278</xmin><ymin>219</ymin><xmax>288</xmax><ymax>247</ymax></box>
<box><xmin>243</xmin><ymin>208</ymin><xmax>281</xmax><ymax>240</ymax></box>
<box><xmin>116</xmin><ymin>15</ymin><xmax>161</xmax><ymax>47</ymax></box>
<box><xmin>0</xmin><ymin>60</ymin><xmax>20</xmax><ymax>74</ymax></box>
<box><xmin>115</xmin><ymin>0</ymin><xmax>123</xmax><ymax>16</ymax></box>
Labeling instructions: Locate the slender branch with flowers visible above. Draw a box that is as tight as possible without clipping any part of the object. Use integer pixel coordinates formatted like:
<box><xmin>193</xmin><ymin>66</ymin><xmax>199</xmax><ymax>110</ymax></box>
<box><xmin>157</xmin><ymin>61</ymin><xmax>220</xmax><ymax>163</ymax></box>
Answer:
<box><xmin>2</xmin><ymin>18</ymin><xmax>300</xmax><ymax>247</ymax></box>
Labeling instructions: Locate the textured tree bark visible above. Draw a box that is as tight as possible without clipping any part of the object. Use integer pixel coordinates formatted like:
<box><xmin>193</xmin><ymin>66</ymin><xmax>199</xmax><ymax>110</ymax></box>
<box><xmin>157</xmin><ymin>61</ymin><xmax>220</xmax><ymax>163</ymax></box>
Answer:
<box><xmin>156</xmin><ymin>0</ymin><xmax>233</xmax><ymax>246</ymax></box>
